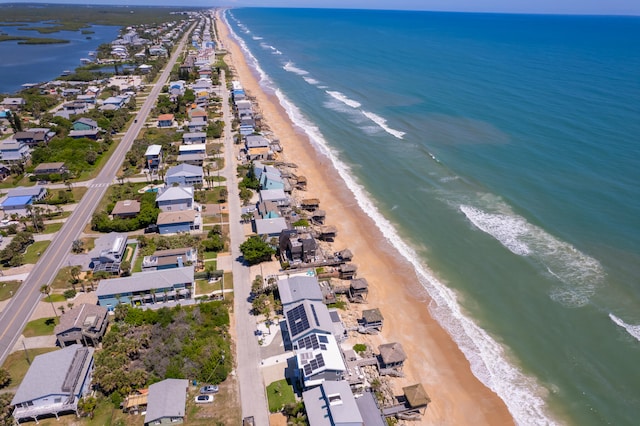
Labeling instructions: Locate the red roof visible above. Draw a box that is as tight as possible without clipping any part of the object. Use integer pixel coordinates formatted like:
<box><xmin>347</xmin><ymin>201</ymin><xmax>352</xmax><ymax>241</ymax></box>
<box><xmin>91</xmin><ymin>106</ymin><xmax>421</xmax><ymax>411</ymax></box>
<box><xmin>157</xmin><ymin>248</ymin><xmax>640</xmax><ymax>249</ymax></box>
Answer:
<box><xmin>158</xmin><ymin>114</ymin><xmax>174</xmax><ymax>121</ymax></box>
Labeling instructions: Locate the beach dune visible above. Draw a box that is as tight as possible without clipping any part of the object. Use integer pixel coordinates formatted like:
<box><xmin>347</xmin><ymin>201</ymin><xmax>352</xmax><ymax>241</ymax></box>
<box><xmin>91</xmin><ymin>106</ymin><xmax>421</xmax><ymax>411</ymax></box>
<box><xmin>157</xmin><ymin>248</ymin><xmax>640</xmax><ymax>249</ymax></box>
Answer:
<box><xmin>218</xmin><ymin>11</ymin><xmax>514</xmax><ymax>425</ymax></box>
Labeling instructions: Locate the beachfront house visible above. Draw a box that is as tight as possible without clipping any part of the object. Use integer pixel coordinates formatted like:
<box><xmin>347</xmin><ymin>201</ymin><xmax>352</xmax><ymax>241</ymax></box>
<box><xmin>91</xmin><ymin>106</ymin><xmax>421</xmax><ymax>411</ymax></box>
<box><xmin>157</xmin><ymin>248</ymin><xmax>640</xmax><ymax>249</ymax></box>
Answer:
<box><xmin>165</xmin><ymin>163</ymin><xmax>203</xmax><ymax>187</ymax></box>
<box><xmin>144</xmin><ymin>144</ymin><xmax>163</xmax><ymax>170</ymax></box>
<box><xmin>88</xmin><ymin>232</ymin><xmax>128</xmax><ymax>273</ymax></box>
<box><xmin>279</xmin><ymin>229</ymin><xmax>318</xmax><ymax>264</ymax></box>
<box><xmin>277</xmin><ymin>275</ymin><xmax>324</xmax><ymax>309</ymax></box>
<box><xmin>54</xmin><ymin>304</ymin><xmax>109</xmax><ymax>347</ymax></box>
<box><xmin>144</xmin><ymin>379</ymin><xmax>188</xmax><ymax>426</ymax></box>
<box><xmin>293</xmin><ymin>331</ymin><xmax>347</xmax><ymax>389</ymax></box>
<box><xmin>11</xmin><ymin>345</ymin><xmax>94</xmax><ymax>423</ymax></box>
<box><xmin>259</xmin><ymin>188</ymin><xmax>289</xmax><ymax>207</ymax></box>
<box><xmin>302</xmin><ymin>381</ymin><xmax>368</xmax><ymax>426</ymax></box>
<box><xmin>361</xmin><ymin>308</ymin><xmax>384</xmax><ymax>332</ymax></box>
<box><xmin>96</xmin><ymin>266</ymin><xmax>194</xmax><ymax>310</ymax></box>
<box><xmin>377</xmin><ymin>342</ymin><xmax>407</xmax><ymax>375</ymax></box>
<box><xmin>156</xmin><ymin>186</ymin><xmax>194</xmax><ymax>212</ymax></box>
<box><xmin>254</xmin><ymin>217</ymin><xmax>289</xmax><ymax>237</ymax></box>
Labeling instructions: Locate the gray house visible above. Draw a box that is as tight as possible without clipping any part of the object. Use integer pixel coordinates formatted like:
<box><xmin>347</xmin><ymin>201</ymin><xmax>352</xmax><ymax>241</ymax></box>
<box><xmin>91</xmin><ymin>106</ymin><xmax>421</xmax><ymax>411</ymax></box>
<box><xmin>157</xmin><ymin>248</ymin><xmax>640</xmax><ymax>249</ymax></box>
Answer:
<box><xmin>165</xmin><ymin>163</ymin><xmax>203</xmax><ymax>187</ymax></box>
<box><xmin>144</xmin><ymin>378</ymin><xmax>189</xmax><ymax>426</ymax></box>
<box><xmin>88</xmin><ymin>232</ymin><xmax>128</xmax><ymax>273</ymax></box>
<box><xmin>277</xmin><ymin>275</ymin><xmax>324</xmax><ymax>309</ymax></box>
<box><xmin>156</xmin><ymin>186</ymin><xmax>194</xmax><ymax>212</ymax></box>
<box><xmin>302</xmin><ymin>380</ymin><xmax>364</xmax><ymax>426</ymax></box>
<box><xmin>11</xmin><ymin>345</ymin><xmax>94</xmax><ymax>423</ymax></box>
<box><xmin>182</xmin><ymin>132</ymin><xmax>206</xmax><ymax>144</ymax></box>
<box><xmin>54</xmin><ymin>303</ymin><xmax>109</xmax><ymax>347</ymax></box>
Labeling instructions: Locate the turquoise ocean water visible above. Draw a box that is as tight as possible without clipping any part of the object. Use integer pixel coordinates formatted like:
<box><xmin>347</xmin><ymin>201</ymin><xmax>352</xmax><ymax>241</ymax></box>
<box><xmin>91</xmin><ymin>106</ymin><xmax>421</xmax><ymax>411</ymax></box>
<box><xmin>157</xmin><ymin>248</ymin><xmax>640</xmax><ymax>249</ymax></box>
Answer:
<box><xmin>226</xmin><ymin>9</ymin><xmax>640</xmax><ymax>425</ymax></box>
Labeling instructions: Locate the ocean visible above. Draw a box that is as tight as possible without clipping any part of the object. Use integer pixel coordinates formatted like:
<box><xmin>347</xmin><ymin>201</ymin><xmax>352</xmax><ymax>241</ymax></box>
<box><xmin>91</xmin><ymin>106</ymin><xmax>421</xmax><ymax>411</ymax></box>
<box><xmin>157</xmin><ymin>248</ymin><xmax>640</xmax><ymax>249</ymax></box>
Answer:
<box><xmin>225</xmin><ymin>8</ymin><xmax>640</xmax><ymax>425</ymax></box>
<box><xmin>0</xmin><ymin>22</ymin><xmax>120</xmax><ymax>94</ymax></box>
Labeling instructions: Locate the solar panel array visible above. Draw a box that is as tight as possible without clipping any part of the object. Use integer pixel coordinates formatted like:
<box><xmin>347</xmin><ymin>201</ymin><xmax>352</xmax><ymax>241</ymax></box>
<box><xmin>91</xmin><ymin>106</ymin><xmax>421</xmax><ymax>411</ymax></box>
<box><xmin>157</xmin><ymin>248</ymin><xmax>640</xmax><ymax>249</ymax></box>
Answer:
<box><xmin>287</xmin><ymin>304</ymin><xmax>310</xmax><ymax>337</ymax></box>
<box><xmin>318</xmin><ymin>335</ymin><xmax>329</xmax><ymax>344</ymax></box>
<box><xmin>297</xmin><ymin>334</ymin><xmax>320</xmax><ymax>351</ymax></box>
<box><xmin>302</xmin><ymin>353</ymin><xmax>327</xmax><ymax>376</ymax></box>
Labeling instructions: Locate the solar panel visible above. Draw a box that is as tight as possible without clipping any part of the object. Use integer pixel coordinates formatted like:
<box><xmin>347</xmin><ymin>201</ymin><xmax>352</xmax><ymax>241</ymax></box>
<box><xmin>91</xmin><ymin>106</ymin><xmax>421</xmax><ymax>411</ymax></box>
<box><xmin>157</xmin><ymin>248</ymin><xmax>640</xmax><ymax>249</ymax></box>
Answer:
<box><xmin>310</xmin><ymin>304</ymin><xmax>320</xmax><ymax>326</ymax></box>
<box><xmin>304</xmin><ymin>364</ymin><xmax>313</xmax><ymax>376</ymax></box>
<box><xmin>318</xmin><ymin>335</ymin><xmax>329</xmax><ymax>344</ymax></box>
<box><xmin>316</xmin><ymin>354</ymin><xmax>325</xmax><ymax>368</ymax></box>
<box><xmin>297</xmin><ymin>334</ymin><xmax>320</xmax><ymax>350</ymax></box>
<box><xmin>320</xmin><ymin>344</ymin><xmax>327</xmax><ymax>351</ymax></box>
<box><xmin>287</xmin><ymin>304</ymin><xmax>310</xmax><ymax>337</ymax></box>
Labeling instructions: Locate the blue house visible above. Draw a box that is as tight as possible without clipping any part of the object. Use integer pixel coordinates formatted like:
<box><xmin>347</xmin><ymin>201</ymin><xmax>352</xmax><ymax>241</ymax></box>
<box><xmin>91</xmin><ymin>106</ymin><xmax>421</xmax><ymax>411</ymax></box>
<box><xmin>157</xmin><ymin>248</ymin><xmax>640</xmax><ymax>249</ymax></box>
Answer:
<box><xmin>260</xmin><ymin>171</ymin><xmax>285</xmax><ymax>190</ymax></box>
<box><xmin>96</xmin><ymin>266</ymin><xmax>194</xmax><ymax>310</ymax></box>
<box><xmin>156</xmin><ymin>186</ymin><xmax>194</xmax><ymax>212</ymax></box>
<box><xmin>157</xmin><ymin>210</ymin><xmax>198</xmax><ymax>235</ymax></box>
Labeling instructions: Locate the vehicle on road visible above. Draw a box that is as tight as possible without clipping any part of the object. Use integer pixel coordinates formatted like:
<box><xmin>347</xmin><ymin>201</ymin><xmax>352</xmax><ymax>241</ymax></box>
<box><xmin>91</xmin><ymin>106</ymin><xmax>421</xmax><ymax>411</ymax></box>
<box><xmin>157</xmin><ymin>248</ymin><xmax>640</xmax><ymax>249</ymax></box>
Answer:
<box><xmin>195</xmin><ymin>394</ymin><xmax>214</xmax><ymax>403</ymax></box>
<box><xmin>200</xmin><ymin>385</ymin><xmax>219</xmax><ymax>394</ymax></box>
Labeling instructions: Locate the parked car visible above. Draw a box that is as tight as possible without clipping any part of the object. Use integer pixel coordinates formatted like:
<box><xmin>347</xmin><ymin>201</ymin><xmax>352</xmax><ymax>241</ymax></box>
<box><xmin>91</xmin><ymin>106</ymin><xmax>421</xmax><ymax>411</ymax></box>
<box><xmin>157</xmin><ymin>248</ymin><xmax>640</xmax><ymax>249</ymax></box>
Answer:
<box><xmin>200</xmin><ymin>385</ymin><xmax>219</xmax><ymax>394</ymax></box>
<box><xmin>195</xmin><ymin>394</ymin><xmax>214</xmax><ymax>404</ymax></box>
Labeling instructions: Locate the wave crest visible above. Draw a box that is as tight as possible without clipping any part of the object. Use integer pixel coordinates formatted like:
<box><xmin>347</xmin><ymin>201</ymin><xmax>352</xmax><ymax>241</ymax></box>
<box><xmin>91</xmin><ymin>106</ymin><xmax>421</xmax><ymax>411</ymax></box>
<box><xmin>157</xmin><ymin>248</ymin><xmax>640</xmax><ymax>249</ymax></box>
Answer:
<box><xmin>326</xmin><ymin>90</ymin><xmax>361</xmax><ymax>108</ymax></box>
<box><xmin>609</xmin><ymin>314</ymin><xmax>640</xmax><ymax>342</ymax></box>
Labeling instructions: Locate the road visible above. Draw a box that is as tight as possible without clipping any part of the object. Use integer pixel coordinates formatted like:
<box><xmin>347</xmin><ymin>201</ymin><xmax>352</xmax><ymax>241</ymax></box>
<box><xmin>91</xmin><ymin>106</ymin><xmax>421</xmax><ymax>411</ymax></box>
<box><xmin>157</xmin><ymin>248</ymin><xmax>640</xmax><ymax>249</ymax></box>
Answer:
<box><xmin>218</xmin><ymin>68</ymin><xmax>270</xmax><ymax>423</ymax></box>
<box><xmin>0</xmin><ymin>25</ymin><xmax>194</xmax><ymax>365</ymax></box>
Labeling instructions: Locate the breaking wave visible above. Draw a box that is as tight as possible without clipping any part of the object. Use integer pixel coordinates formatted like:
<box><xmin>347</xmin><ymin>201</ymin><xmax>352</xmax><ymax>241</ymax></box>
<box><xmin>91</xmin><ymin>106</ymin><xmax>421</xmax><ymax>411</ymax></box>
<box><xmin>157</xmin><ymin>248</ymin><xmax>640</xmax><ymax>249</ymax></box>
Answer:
<box><xmin>609</xmin><ymin>314</ymin><xmax>640</xmax><ymax>342</ymax></box>
<box><xmin>283</xmin><ymin>61</ymin><xmax>309</xmax><ymax>76</ymax></box>
<box><xmin>326</xmin><ymin>90</ymin><xmax>361</xmax><ymax>108</ymax></box>
<box><xmin>361</xmin><ymin>110</ymin><xmax>405</xmax><ymax>139</ymax></box>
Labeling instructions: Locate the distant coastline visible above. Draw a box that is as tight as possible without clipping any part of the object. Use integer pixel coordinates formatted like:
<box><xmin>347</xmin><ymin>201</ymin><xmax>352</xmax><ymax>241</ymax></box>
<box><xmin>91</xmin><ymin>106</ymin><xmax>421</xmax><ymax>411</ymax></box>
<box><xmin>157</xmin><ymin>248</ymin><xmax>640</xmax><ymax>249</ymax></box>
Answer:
<box><xmin>0</xmin><ymin>35</ymin><xmax>69</xmax><ymax>44</ymax></box>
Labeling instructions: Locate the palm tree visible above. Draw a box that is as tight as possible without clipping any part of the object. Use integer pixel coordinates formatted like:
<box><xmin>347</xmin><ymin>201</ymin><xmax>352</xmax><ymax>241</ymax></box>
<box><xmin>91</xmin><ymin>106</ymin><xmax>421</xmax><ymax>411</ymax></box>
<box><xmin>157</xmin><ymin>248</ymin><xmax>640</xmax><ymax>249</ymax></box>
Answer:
<box><xmin>40</xmin><ymin>285</ymin><xmax>58</xmax><ymax>318</ymax></box>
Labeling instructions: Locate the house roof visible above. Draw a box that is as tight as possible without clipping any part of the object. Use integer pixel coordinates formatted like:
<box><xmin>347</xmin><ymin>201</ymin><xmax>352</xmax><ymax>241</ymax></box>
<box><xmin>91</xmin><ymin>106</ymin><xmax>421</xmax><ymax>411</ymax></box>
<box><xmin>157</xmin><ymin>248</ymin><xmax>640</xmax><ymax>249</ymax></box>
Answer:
<box><xmin>177</xmin><ymin>153</ymin><xmax>205</xmax><ymax>162</ymax></box>
<box><xmin>259</xmin><ymin>189</ymin><xmax>287</xmax><ymax>203</ymax></box>
<box><xmin>183</xmin><ymin>132</ymin><xmax>206</xmax><ymax>139</ymax></box>
<box><xmin>179</xmin><ymin>143</ymin><xmax>206</xmax><ymax>153</ymax></box>
<box><xmin>11</xmin><ymin>345</ymin><xmax>94</xmax><ymax>406</ymax></box>
<box><xmin>96</xmin><ymin>265</ymin><xmax>194</xmax><ymax>297</ymax></box>
<box><xmin>189</xmin><ymin>108</ymin><xmax>207</xmax><ymax>117</ymax></box>
<box><xmin>34</xmin><ymin>162</ymin><xmax>65</xmax><ymax>172</ymax></box>
<box><xmin>255</xmin><ymin>217</ymin><xmax>288</xmax><ymax>236</ymax></box>
<box><xmin>144</xmin><ymin>379</ymin><xmax>188</xmax><ymax>424</ymax></box>
<box><xmin>157</xmin><ymin>113</ymin><xmax>174</xmax><ymax>121</ymax></box>
<box><xmin>156</xmin><ymin>185</ymin><xmax>194</xmax><ymax>202</ymax></box>
<box><xmin>144</xmin><ymin>144</ymin><xmax>162</xmax><ymax>156</ymax></box>
<box><xmin>350</xmin><ymin>278</ymin><xmax>368</xmax><ymax>291</ymax></box>
<box><xmin>403</xmin><ymin>384</ymin><xmax>431</xmax><ymax>408</ymax></box>
<box><xmin>277</xmin><ymin>275</ymin><xmax>323</xmax><ymax>307</ymax></box>
<box><xmin>295</xmin><ymin>332</ymin><xmax>346</xmax><ymax>382</ymax></box>
<box><xmin>1</xmin><ymin>195</ymin><xmax>32</xmax><ymax>208</ymax></box>
<box><xmin>245</xmin><ymin>135</ymin><xmax>269</xmax><ymax>148</ymax></box>
<box><xmin>166</xmin><ymin>163</ymin><xmax>203</xmax><ymax>178</ymax></box>
<box><xmin>286</xmin><ymin>299</ymin><xmax>334</xmax><ymax>341</ymax></box>
<box><xmin>54</xmin><ymin>303</ymin><xmax>108</xmax><ymax>335</ymax></box>
<box><xmin>362</xmin><ymin>308</ymin><xmax>384</xmax><ymax>323</ymax></box>
<box><xmin>302</xmin><ymin>381</ymin><xmax>362</xmax><ymax>426</ymax></box>
<box><xmin>89</xmin><ymin>232</ymin><xmax>127</xmax><ymax>259</ymax></box>
<box><xmin>7</xmin><ymin>186</ymin><xmax>46</xmax><ymax>198</ymax></box>
<box><xmin>157</xmin><ymin>210</ymin><xmax>197</xmax><ymax>225</ymax></box>
<box><xmin>355</xmin><ymin>391</ymin><xmax>386</xmax><ymax>426</ymax></box>
<box><xmin>74</xmin><ymin>117</ymin><xmax>98</xmax><ymax>128</ymax></box>
<box><xmin>111</xmin><ymin>199</ymin><xmax>141</xmax><ymax>216</ymax></box>
<box><xmin>378</xmin><ymin>342</ymin><xmax>407</xmax><ymax>364</ymax></box>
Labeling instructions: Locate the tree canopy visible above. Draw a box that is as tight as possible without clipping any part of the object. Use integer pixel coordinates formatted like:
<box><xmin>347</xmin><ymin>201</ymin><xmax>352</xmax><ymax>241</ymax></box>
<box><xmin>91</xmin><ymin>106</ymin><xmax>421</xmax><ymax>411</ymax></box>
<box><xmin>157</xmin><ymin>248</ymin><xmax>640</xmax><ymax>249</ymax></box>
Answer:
<box><xmin>240</xmin><ymin>236</ymin><xmax>275</xmax><ymax>265</ymax></box>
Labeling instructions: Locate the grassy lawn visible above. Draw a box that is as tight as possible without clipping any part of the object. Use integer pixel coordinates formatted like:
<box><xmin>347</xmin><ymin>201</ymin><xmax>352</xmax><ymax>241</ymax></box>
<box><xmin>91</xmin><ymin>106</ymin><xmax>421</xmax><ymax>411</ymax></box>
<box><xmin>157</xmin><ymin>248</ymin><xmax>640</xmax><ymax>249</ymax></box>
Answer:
<box><xmin>71</xmin><ymin>185</ymin><xmax>88</xmax><ymax>201</ymax></box>
<box><xmin>196</xmin><ymin>278</ymin><xmax>223</xmax><ymax>295</ymax></box>
<box><xmin>51</xmin><ymin>266</ymin><xmax>72</xmax><ymax>290</ymax></box>
<box><xmin>133</xmin><ymin>251</ymin><xmax>144</xmax><ymax>273</ymax></box>
<box><xmin>266</xmin><ymin>379</ymin><xmax>296</xmax><ymax>413</ymax></box>
<box><xmin>204</xmin><ymin>213</ymin><xmax>228</xmax><ymax>224</ymax></box>
<box><xmin>2</xmin><ymin>348</ymin><xmax>57</xmax><ymax>387</ymax></box>
<box><xmin>79</xmin><ymin>236</ymin><xmax>95</xmax><ymax>253</ymax></box>
<box><xmin>44</xmin><ymin>293</ymin><xmax>66</xmax><ymax>303</ymax></box>
<box><xmin>42</xmin><ymin>222</ymin><xmax>63</xmax><ymax>234</ymax></box>
<box><xmin>0</xmin><ymin>280</ymin><xmax>21</xmax><ymax>301</ymax></box>
<box><xmin>22</xmin><ymin>317</ymin><xmax>59</xmax><ymax>338</ymax></box>
<box><xmin>23</xmin><ymin>240</ymin><xmax>51</xmax><ymax>263</ymax></box>
<box><xmin>204</xmin><ymin>251</ymin><xmax>217</xmax><ymax>261</ymax></box>
<box><xmin>0</xmin><ymin>174</ymin><xmax>34</xmax><ymax>189</ymax></box>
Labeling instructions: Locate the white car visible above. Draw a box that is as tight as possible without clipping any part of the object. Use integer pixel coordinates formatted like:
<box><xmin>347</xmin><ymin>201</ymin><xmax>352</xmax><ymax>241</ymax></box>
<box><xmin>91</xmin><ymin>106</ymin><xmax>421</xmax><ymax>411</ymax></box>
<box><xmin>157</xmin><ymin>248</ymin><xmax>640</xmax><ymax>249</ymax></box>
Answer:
<box><xmin>195</xmin><ymin>394</ymin><xmax>214</xmax><ymax>404</ymax></box>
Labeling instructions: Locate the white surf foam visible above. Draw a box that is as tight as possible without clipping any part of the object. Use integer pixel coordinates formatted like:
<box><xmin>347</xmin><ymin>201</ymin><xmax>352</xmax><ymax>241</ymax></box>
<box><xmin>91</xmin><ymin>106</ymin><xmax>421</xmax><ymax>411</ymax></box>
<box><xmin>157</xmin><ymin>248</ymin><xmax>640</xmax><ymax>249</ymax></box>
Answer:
<box><xmin>325</xmin><ymin>90</ymin><xmax>361</xmax><ymax>108</ymax></box>
<box><xmin>225</xmin><ymin>11</ymin><xmax>556</xmax><ymax>424</ymax></box>
<box><xmin>283</xmin><ymin>61</ymin><xmax>309</xmax><ymax>76</ymax></box>
<box><xmin>303</xmin><ymin>77</ymin><xmax>319</xmax><ymax>85</ymax></box>
<box><xmin>361</xmin><ymin>110</ymin><xmax>405</xmax><ymax>139</ymax></box>
<box><xmin>252</xmin><ymin>36</ymin><xmax>263</xmax><ymax>40</ymax></box>
<box><xmin>609</xmin><ymin>314</ymin><xmax>640</xmax><ymax>342</ymax></box>
<box><xmin>459</xmin><ymin>200</ymin><xmax>605</xmax><ymax>308</ymax></box>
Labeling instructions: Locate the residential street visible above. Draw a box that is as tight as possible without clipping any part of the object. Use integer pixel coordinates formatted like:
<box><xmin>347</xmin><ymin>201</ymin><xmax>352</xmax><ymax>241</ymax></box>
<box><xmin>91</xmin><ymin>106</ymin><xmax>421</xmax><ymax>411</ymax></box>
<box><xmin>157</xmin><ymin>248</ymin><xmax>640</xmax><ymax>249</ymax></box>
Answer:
<box><xmin>0</xmin><ymin>24</ymin><xmax>194</xmax><ymax>365</ymax></box>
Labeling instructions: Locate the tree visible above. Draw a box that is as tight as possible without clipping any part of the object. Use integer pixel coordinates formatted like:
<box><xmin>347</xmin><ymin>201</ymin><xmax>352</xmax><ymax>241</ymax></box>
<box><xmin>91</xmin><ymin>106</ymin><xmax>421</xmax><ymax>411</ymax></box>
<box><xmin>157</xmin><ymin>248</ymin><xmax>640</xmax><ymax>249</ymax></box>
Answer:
<box><xmin>72</xmin><ymin>239</ymin><xmax>85</xmax><ymax>254</ymax></box>
<box><xmin>239</xmin><ymin>236</ymin><xmax>275</xmax><ymax>265</ymax></box>
<box><xmin>70</xmin><ymin>265</ymin><xmax>81</xmax><ymax>283</ymax></box>
<box><xmin>77</xmin><ymin>396</ymin><xmax>97</xmax><ymax>419</ymax></box>
<box><xmin>120</xmin><ymin>261</ymin><xmax>131</xmax><ymax>277</ymax></box>
<box><xmin>40</xmin><ymin>285</ymin><xmax>58</xmax><ymax>318</ymax></box>
<box><xmin>0</xmin><ymin>368</ymin><xmax>11</xmax><ymax>389</ymax></box>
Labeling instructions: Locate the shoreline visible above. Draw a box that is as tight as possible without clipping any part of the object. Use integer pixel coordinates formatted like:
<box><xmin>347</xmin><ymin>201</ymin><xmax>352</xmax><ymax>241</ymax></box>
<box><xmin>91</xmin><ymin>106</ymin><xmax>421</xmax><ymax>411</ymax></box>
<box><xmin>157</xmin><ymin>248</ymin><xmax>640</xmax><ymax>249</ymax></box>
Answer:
<box><xmin>218</xmin><ymin>10</ymin><xmax>515</xmax><ymax>426</ymax></box>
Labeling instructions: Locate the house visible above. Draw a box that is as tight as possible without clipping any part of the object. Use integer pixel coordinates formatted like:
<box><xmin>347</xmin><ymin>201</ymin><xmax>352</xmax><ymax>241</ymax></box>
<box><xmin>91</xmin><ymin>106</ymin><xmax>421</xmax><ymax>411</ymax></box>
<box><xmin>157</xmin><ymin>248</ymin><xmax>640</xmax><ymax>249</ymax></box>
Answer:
<box><xmin>178</xmin><ymin>143</ymin><xmax>206</xmax><ymax>156</ymax></box>
<box><xmin>0</xmin><ymin>140</ymin><xmax>30</xmax><ymax>163</ymax></box>
<box><xmin>144</xmin><ymin>379</ymin><xmax>188</xmax><ymax>426</ymax></box>
<box><xmin>14</xmin><ymin>128</ymin><xmax>54</xmax><ymax>147</ymax></box>
<box><xmin>285</xmin><ymin>299</ymin><xmax>336</xmax><ymax>343</ymax></box>
<box><xmin>101</xmin><ymin>96</ymin><xmax>127</xmax><ymax>110</ymax></box>
<box><xmin>349</xmin><ymin>278</ymin><xmax>369</xmax><ymax>302</ymax></box>
<box><xmin>142</xmin><ymin>247</ymin><xmax>197</xmax><ymax>271</ymax></box>
<box><xmin>157</xmin><ymin>210</ymin><xmax>199</xmax><ymax>235</ymax></box>
<box><xmin>144</xmin><ymin>144</ymin><xmax>162</xmax><ymax>169</ymax></box>
<box><xmin>301</xmin><ymin>198</ymin><xmax>320</xmax><ymax>211</ymax></box>
<box><xmin>96</xmin><ymin>265</ymin><xmax>194</xmax><ymax>309</ymax></box>
<box><xmin>245</xmin><ymin>134</ymin><xmax>269</xmax><ymax>151</ymax></box>
<box><xmin>165</xmin><ymin>163</ymin><xmax>203</xmax><ymax>187</ymax></box>
<box><xmin>189</xmin><ymin>107</ymin><xmax>207</xmax><ymax>121</ymax></box>
<box><xmin>76</xmin><ymin>94</ymin><xmax>96</xmax><ymax>104</ymax></box>
<box><xmin>111</xmin><ymin>199</ymin><xmax>141</xmax><ymax>219</ymax></box>
<box><xmin>61</xmin><ymin>101</ymin><xmax>89</xmax><ymax>115</ymax></box>
<box><xmin>1</xmin><ymin>186</ymin><xmax>47</xmax><ymax>215</ymax></box>
<box><xmin>302</xmin><ymin>381</ymin><xmax>364</xmax><ymax>426</ymax></box>
<box><xmin>61</xmin><ymin>88</ymin><xmax>82</xmax><ymax>97</ymax></box>
<box><xmin>54</xmin><ymin>304</ymin><xmax>109</xmax><ymax>347</ymax></box>
<box><xmin>259</xmin><ymin>188</ymin><xmax>289</xmax><ymax>206</ymax></box>
<box><xmin>1</xmin><ymin>97</ymin><xmax>25</xmax><ymax>111</ymax></box>
<box><xmin>187</xmin><ymin>120</ymin><xmax>206</xmax><ymax>132</ymax></box>
<box><xmin>34</xmin><ymin>162</ymin><xmax>67</xmax><ymax>176</ymax></box>
<box><xmin>149</xmin><ymin>45</ymin><xmax>168</xmax><ymax>56</ymax></box>
<box><xmin>254</xmin><ymin>217</ymin><xmax>288</xmax><ymax>237</ymax></box>
<box><xmin>361</xmin><ymin>308</ymin><xmax>384</xmax><ymax>332</ymax></box>
<box><xmin>88</xmin><ymin>232</ymin><xmax>128</xmax><ymax>273</ymax></box>
<box><xmin>182</xmin><ymin>132</ymin><xmax>207</xmax><ymax>145</ymax></box>
<box><xmin>157</xmin><ymin>113</ymin><xmax>174</xmax><ymax>128</ymax></box>
<box><xmin>377</xmin><ymin>342</ymin><xmax>407</xmax><ymax>375</ymax></box>
<box><xmin>277</xmin><ymin>275</ymin><xmax>324</xmax><ymax>309</ymax></box>
<box><xmin>68</xmin><ymin>129</ymin><xmax>99</xmax><ymax>140</ymax></box>
<box><xmin>293</xmin><ymin>331</ymin><xmax>346</xmax><ymax>389</ymax></box>
<box><xmin>260</xmin><ymin>171</ymin><xmax>284</xmax><ymax>190</ymax></box>
<box><xmin>156</xmin><ymin>186</ymin><xmax>194</xmax><ymax>212</ymax></box>
<box><xmin>11</xmin><ymin>345</ymin><xmax>94</xmax><ymax>423</ymax></box>
<box><xmin>176</xmin><ymin>153</ymin><xmax>205</xmax><ymax>166</ymax></box>
<box><xmin>73</xmin><ymin>117</ymin><xmax>98</xmax><ymax>131</ymax></box>
<box><xmin>257</xmin><ymin>199</ymin><xmax>281</xmax><ymax>219</ymax></box>
<box><xmin>279</xmin><ymin>229</ymin><xmax>318</xmax><ymax>264</ymax></box>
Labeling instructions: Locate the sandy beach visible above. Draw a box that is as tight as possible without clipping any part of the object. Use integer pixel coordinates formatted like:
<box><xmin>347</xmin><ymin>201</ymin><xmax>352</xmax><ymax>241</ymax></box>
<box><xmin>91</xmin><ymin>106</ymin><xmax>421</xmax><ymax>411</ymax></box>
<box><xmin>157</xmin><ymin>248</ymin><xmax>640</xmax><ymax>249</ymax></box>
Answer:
<box><xmin>218</xmin><ymin>11</ymin><xmax>514</xmax><ymax>425</ymax></box>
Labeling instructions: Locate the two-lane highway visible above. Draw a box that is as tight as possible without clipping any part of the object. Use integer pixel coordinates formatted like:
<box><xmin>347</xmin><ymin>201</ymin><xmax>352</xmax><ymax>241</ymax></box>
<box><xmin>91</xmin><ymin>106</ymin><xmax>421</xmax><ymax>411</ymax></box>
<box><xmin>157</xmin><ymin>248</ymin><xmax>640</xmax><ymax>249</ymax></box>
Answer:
<box><xmin>0</xmin><ymin>24</ymin><xmax>194</xmax><ymax>364</ymax></box>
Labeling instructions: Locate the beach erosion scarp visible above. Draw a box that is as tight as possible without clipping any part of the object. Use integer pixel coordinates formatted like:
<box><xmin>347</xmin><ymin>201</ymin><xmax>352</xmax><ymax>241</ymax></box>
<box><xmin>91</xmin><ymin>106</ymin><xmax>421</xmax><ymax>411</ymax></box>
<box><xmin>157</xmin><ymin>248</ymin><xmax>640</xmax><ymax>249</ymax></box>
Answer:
<box><xmin>218</xmin><ymin>10</ymin><xmax>515</xmax><ymax>426</ymax></box>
